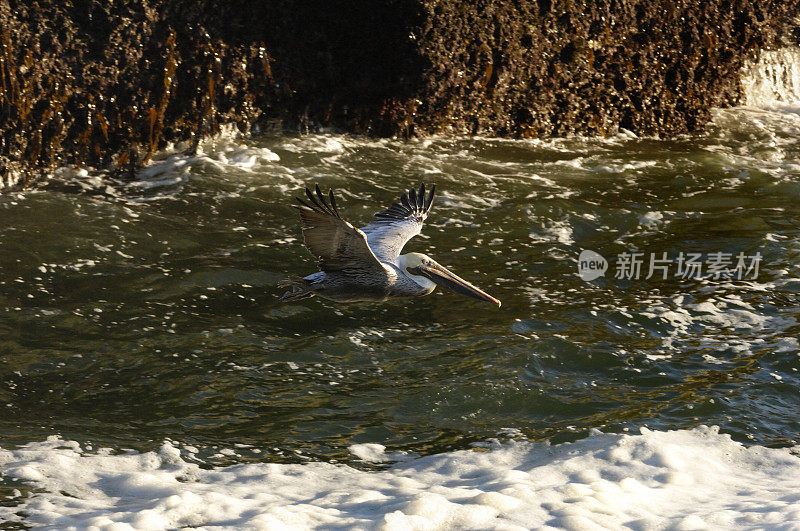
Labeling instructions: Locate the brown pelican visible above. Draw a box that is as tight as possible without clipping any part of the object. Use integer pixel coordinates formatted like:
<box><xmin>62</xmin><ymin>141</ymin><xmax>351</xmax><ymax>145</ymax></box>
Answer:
<box><xmin>279</xmin><ymin>183</ymin><xmax>501</xmax><ymax>307</ymax></box>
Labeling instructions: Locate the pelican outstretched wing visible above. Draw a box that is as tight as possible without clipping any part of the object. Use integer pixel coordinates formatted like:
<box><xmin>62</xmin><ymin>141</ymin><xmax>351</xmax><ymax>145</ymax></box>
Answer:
<box><xmin>294</xmin><ymin>185</ymin><xmax>384</xmax><ymax>272</ymax></box>
<box><xmin>361</xmin><ymin>183</ymin><xmax>436</xmax><ymax>262</ymax></box>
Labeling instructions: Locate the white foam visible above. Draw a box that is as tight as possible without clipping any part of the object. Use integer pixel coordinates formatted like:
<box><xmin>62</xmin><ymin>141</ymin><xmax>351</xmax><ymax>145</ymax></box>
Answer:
<box><xmin>277</xmin><ymin>135</ymin><xmax>347</xmax><ymax>153</ymax></box>
<box><xmin>638</xmin><ymin>211</ymin><xmax>663</xmax><ymax>228</ymax></box>
<box><xmin>2</xmin><ymin>427</ymin><xmax>799</xmax><ymax>530</ymax></box>
<box><xmin>135</xmin><ymin>142</ymin><xmax>282</xmax><ymax>186</ymax></box>
<box><xmin>529</xmin><ymin>219</ymin><xmax>574</xmax><ymax>246</ymax></box>
<box><xmin>742</xmin><ymin>46</ymin><xmax>800</xmax><ymax>110</ymax></box>
<box><xmin>591</xmin><ymin>160</ymin><xmax>658</xmax><ymax>174</ymax></box>
<box><xmin>349</xmin><ymin>443</ymin><xmax>390</xmax><ymax>463</ymax></box>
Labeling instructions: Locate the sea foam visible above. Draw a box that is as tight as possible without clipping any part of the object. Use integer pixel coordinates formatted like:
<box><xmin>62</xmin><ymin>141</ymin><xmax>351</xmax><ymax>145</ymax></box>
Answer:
<box><xmin>1</xmin><ymin>426</ymin><xmax>799</xmax><ymax>529</ymax></box>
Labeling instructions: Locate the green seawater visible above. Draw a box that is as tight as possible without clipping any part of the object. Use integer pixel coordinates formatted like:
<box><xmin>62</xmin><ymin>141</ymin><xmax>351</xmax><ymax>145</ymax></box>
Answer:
<box><xmin>0</xmin><ymin>107</ymin><xmax>798</xmax><ymax>467</ymax></box>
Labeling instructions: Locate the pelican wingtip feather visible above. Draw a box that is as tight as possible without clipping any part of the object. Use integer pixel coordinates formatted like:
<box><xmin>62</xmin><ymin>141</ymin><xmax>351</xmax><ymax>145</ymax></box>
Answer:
<box><xmin>295</xmin><ymin>185</ymin><xmax>345</xmax><ymax>220</ymax></box>
<box><xmin>373</xmin><ymin>182</ymin><xmax>436</xmax><ymax>222</ymax></box>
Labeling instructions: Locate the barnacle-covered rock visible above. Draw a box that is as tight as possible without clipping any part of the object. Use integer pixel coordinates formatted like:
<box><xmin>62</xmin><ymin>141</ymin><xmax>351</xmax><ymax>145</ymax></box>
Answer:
<box><xmin>0</xmin><ymin>0</ymin><xmax>797</xmax><ymax>186</ymax></box>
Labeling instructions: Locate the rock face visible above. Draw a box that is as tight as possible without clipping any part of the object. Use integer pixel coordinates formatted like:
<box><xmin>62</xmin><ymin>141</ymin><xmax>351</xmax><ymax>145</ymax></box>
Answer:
<box><xmin>412</xmin><ymin>1</ymin><xmax>800</xmax><ymax>137</ymax></box>
<box><xmin>0</xmin><ymin>0</ymin><xmax>278</xmax><ymax>185</ymax></box>
<box><xmin>1</xmin><ymin>0</ymin><xmax>798</xmax><ymax>184</ymax></box>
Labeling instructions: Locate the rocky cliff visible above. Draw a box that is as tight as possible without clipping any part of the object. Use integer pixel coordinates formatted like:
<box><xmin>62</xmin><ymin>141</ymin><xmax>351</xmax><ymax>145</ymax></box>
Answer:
<box><xmin>1</xmin><ymin>0</ymin><xmax>798</xmax><ymax>185</ymax></box>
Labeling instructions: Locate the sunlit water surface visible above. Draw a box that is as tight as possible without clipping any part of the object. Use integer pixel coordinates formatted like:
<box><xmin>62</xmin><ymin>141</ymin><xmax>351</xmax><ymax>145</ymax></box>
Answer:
<box><xmin>1</xmin><ymin>106</ymin><xmax>799</xmax><ymax>474</ymax></box>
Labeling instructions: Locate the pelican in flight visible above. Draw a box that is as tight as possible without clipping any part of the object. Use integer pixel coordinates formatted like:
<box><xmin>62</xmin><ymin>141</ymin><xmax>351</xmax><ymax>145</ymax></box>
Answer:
<box><xmin>279</xmin><ymin>183</ymin><xmax>500</xmax><ymax>307</ymax></box>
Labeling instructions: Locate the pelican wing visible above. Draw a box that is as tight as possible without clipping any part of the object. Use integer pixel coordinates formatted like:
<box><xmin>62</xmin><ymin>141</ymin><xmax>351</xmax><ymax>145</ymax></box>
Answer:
<box><xmin>294</xmin><ymin>185</ymin><xmax>385</xmax><ymax>272</ymax></box>
<box><xmin>361</xmin><ymin>183</ymin><xmax>436</xmax><ymax>262</ymax></box>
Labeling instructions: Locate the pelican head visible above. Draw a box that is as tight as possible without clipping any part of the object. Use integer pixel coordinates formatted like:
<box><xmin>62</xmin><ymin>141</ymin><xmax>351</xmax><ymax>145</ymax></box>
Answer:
<box><xmin>399</xmin><ymin>252</ymin><xmax>501</xmax><ymax>307</ymax></box>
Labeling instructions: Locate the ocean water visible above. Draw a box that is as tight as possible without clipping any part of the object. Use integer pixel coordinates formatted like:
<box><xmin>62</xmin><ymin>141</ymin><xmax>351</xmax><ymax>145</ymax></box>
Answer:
<box><xmin>1</xmin><ymin>52</ymin><xmax>800</xmax><ymax>529</ymax></box>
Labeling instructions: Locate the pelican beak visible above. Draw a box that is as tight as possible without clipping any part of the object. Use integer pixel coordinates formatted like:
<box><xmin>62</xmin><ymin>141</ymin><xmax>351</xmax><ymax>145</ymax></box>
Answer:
<box><xmin>409</xmin><ymin>263</ymin><xmax>501</xmax><ymax>307</ymax></box>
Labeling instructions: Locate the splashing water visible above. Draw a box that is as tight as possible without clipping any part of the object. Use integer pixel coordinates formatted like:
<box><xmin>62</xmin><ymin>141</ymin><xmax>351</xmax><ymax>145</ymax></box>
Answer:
<box><xmin>742</xmin><ymin>46</ymin><xmax>800</xmax><ymax>110</ymax></box>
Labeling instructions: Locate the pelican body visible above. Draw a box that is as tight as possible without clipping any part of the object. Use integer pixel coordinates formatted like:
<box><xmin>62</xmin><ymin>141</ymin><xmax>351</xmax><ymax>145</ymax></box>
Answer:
<box><xmin>280</xmin><ymin>183</ymin><xmax>500</xmax><ymax>307</ymax></box>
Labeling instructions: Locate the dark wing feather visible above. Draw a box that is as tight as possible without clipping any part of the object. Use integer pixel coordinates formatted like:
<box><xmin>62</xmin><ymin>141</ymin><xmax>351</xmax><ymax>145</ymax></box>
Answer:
<box><xmin>361</xmin><ymin>183</ymin><xmax>436</xmax><ymax>262</ymax></box>
<box><xmin>294</xmin><ymin>185</ymin><xmax>384</xmax><ymax>272</ymax></box>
